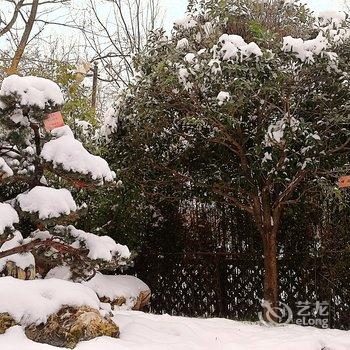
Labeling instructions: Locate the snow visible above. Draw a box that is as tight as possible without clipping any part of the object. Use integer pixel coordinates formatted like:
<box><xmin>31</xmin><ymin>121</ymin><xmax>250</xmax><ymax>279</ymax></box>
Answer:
<box><xmin>0</xmin><ymin>277</ymin><xmax>100</xmax><ymax>326</ymax></box>
<box><xmin>68</xmin><ymin>225</ymin><xmax>131</xmax><ymax>261</ymax></box>
<box><xmin>29</xmin><ymin>230</ymin><xmax>53</xmax><ymax>241</ymax></box>
<box><xmin>75</xmin><ymin>120</ymin><xmax>93</xmax><ymax>134</ymax></box>
<box><xmin>282</xmin><ymin>33</ymin><xmax>336</xmax><ymax>63</ymax></box>
<box><xmin>41</xmin><ymin>125</ymin><xmax>116</xmax><ymax>183</ymax></box>
<box><xmin>217</xmin><ymin>34</ymin><xmax>262</xmax><ymax>61</ymax></box>
<box><xmin>84</xmin><ymin>273</ymin><xmax>149</xmax><ymax>301</ymax></box>
<box><xmin>262</xmin><ymin>152</ymin><xmax>272</xmax><ymax>163</ymax></box>
<box><xmin>265</xmin><ymin>116</ymin><xmax>300</xmax><ymax>146</ymax></box>
<box><xmin>0</xmin><ymin>75</ymin><xmax>63</xmax><ymax>109</ymax></box>
<box><xmin>174</xmin><ymin>15</ymin><xmax>197</xmax><ymax>29</ymax></box>
<box><xmin>176</xmin><ymin>38</ymin><xmax>189</xmax><ymax>49</ymax></box>
<box><xmin>100</xmin><ymin>107</ymin><xmax>119</xmax><ymax>140</ymax></box>
<box><xmin>208</xmin><ymin>59</ymin><xmax>222</xmax><ymax>74</ymax></box>
<box><xmin>178</xmin><ymin>67</ymin><xmax>189</xmax><ymax>83</ymax></box>
<box><xmin>217</xmin><ymin>91</ymin><xmax>230</xmax><ymax>106</ymax></box>
<box><xmin>16</xmin><ymin>186</ymin><xmax>77</xmax><ymax>220</ymax></box>
<box><xmin>177</xmin><ymin>67</ymin><xmax>193</xmax><ymax>90</ymax></box>
<box><xmin>0</xmin><ymin>310</ymin><xmax>349</xmax><ymax>350</ymax></box>
<box><xmin>184</xmin><ymin>53</ymin><xmax>196</xmax><ymax>64</ymax></box>
<box><xmin>318</xmin><ymin>11</ymin><xmax>346</xmax><ymax>29</ymax></box>
<box><xmin>0</xmin><ymin>203</ymin><xmax>19</xmax><ymax>234</ymax></box>
<box><xmin>0</xmin><ymin>231</ymin><xmax>35</xmax><ymax>271</ymax></box>
<box><xmin>45</xmin><ymin>265</ymin><xmax>72</xmax><ymax>281</ymax></box>
<box><xmin>0</xmin><ymin>157</ymin><xmax>13</xmax><ymax>178</ymax></box>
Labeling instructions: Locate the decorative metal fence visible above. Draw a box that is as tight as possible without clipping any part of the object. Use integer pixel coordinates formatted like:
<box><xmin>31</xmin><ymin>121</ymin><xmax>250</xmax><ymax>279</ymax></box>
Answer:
<box><xmin>131</xmin><ymin>252</ymin><xmax>350</xmax><ymax>330</ymax></box>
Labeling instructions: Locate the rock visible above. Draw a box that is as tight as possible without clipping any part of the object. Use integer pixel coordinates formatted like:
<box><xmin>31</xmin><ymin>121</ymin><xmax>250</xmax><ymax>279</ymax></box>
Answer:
<box><xmin>99</xmin><ymin>289</ymin><xmax>151</xmax><ymax>311</ymax></box>
<box><xmin>0</xmin><ymin>313</ymin><xmax>16</xmax><ymax>334</ymax></box>
<box><xmin>25</xmin><ymin>306</ymin><xmax>119</xmax><ymax>348</ymax></box>
<box><xmin>100</xmin><ymin>296</ymin><xmax>127</xmax><ymax>309</ymax></box>
<box><xmin>132</xmin><ymin>289</ymin><xmax>151</xmax><ymax>311</ymax></box>
<box><xmin>3</xmin><ymin>261</ymin><xmax>36</xmax><ymax>280</ymax></box>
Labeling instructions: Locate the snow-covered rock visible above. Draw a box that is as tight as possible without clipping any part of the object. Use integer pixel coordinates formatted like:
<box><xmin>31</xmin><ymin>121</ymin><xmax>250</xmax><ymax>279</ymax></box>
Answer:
<box><xmin>25</xmin><ymin>305</ymin><xmax>119</xmax><ymax>348</ymax></box>
<box><xmin>83</xmin><ymin>273</ymin><xmax>150</xmax><ymax>309</ymax></box>
<box><xmin>0</xmin><ymin>277</ymin><xmax>100</xmax><ymax>326</ymax></box>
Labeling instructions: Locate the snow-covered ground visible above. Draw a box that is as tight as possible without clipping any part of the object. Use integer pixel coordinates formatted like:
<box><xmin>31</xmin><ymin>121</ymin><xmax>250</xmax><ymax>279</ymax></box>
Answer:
<box><xmin>1</xmin><ymin>310</ymin><xmax>349</xmax><ymax>350</ymax></box>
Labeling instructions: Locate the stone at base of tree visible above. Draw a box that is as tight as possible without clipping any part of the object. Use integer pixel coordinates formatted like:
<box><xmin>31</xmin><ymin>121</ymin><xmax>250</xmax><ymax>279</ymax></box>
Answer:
<box><xmin>2</xmin><ymin>261</ymin><xmax>36</xmax><ymax>280</ymax></box>
<box><xmin>25</xmin><ymin>306</ymin><xmax>119</xmax><ymax>348</ymax></box>
<box><xmin>0</xmin><ymin>313</ymin><xmax>16</xmax><ymax>334</ymax></box>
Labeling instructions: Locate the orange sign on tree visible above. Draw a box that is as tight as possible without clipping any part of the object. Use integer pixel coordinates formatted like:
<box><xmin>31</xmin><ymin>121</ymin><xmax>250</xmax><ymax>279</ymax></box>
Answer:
<box><xmin>339</xmin><ymin>176</ymin><xmax>350</xmax><ymax>188</ymax></box>
<box><xmin>44</xmin><ymin>111</ymin><xmax>64</xmax><ymax>132</ymax></box>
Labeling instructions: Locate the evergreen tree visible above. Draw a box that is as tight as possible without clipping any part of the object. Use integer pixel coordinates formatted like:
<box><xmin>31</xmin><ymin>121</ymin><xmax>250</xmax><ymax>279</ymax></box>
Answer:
<box><xmin>0</xmin><ymin>75</ymin><xmax>131</xmax><ymax>282</ymax></box>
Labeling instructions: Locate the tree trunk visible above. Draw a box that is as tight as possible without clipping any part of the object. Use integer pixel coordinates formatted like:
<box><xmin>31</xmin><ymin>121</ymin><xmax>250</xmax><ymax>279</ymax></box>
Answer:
<box><xmin>6</xmin><ymin>0</ymin><xmax>39</xmax><ymax>75</ymax></box>
<box><xmin>262</xmin><ymin>230</ymin><xmax>278</xmax><ymax>322</ymax></box>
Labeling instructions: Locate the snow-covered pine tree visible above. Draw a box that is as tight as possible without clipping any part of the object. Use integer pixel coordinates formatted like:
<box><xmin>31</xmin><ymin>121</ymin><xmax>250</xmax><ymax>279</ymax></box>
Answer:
<box><xmin>106</xmin><ymin>0</ymin><xmax>350</xmax><ymax>321</ymax></box>
<box><xmin>0</xmin><ymin>75</ymin><xmax>131</xmax><ymax>282</ymax></box>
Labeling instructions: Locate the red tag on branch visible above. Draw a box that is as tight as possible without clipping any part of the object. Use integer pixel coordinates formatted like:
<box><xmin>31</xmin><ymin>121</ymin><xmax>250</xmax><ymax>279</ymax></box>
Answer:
<box><xmin>44</xmin><ymin>111</ymin><xmax>64</xmax><ymax>132</ymax></box>
<box><xmin>339</xmin><ymin>176</ymin><xmax>350</xmax><ymax>188</ymax></box>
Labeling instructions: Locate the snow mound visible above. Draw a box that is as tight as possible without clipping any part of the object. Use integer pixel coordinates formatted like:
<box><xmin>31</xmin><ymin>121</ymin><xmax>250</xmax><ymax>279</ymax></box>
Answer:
<box><xmin>0</xmin><ymin>75</ymin><xmax>63</xmax><ymax>109</ymax></box>
<box><xmin>16</xmin><ymin>186</ymin><xmax>77</xmax><ymax>220</ymax></box>
<box><xmin>0</xmin><ymin>277</ymin><xmax>100</xmax><ymax>326</ymax></box>
<box><xmin>41</xmin><ymin>126</ymin><xmax>116</xmax><ymax>183</ymax></box>
<box><xmin>0</xmin><ymin>203</ymin><xmax>19</xmax><ymax>234</ymax></box>
<box><xmin>84</xmin><ymin>273</ymin><xmax>149</xmax><ymax>300</ymax></box>
<box><xmin>0</xmin><ymin>231</ymin><xmax>35</xmax><ymax>271</ymax></box>
<box><xmin>68</xmin><ymin>226</ymin><xmax>131</xmax><ymax>261</ymax></box>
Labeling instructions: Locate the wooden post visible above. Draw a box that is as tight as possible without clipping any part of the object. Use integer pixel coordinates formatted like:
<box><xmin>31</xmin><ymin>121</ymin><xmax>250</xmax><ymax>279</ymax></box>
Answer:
<box><xmin>91</xmin><ymin>61</ymin><xmax>98</xmax><ymax>109</ymax></box>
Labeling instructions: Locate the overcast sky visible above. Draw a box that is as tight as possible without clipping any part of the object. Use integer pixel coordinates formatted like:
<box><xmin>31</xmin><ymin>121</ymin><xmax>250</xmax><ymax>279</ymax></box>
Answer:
<box><xmin>160</xmin><ymin>0</ymin><xmax>346</xmax><ymax>25</ymax></box>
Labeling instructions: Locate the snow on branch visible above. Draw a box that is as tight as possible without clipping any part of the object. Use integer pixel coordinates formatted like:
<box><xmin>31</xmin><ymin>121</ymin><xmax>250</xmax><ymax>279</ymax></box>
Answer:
<box><xmin>15</xmin><ymin>186</ymin><xmax>77</xmax><ymax>220</ymax></box>
<box><xmin>41</xmin><ymin>126</ymin><xmax>116</xmax><ymax>185</ymax></box>
<box><xmin>0</xmin><ymin>203</ymin><xmax>19</xmax><ymax>235</ymax></box>
<box><xmin>0</xmin><ymin>75</ymin><xmax>63</xmax><ymax>110</ymax></box>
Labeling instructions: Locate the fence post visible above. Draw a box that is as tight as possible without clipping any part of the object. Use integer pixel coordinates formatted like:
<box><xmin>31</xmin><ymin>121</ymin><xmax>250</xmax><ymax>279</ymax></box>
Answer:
<box><xmin>91</xmin><ymin>61</ymin><xmax>98</xmax><ymax>109</ymax></box>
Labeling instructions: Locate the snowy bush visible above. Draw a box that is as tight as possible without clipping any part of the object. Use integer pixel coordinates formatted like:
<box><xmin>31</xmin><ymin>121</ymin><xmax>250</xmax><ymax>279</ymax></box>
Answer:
<box><xmin>105</xmin><ymin>0</ymin><xmax>350</xmax><ymax>317</ymax></box>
